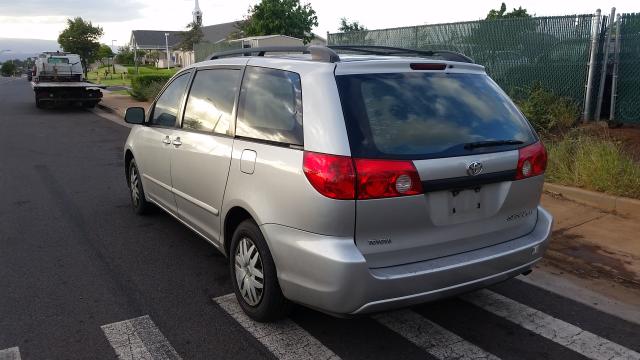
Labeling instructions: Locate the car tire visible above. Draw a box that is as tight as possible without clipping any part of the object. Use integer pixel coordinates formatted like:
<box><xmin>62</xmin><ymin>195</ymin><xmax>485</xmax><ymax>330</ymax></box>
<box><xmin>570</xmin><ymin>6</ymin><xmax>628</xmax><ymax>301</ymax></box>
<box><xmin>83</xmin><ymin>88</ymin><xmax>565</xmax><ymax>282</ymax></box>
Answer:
<box><xmin>128</xmin><ymin>159</ymin><xmax>151</xmax><ymax>215</ymax></box>
<box><xmin>35</xmin><ymin>98</ymin><xmax>42</xmax><ymax>109</ymax></box>
<box><xmin>230</xmin><ymin>219</ymin><xmax>289</xmax><ymax>322</ymax></box>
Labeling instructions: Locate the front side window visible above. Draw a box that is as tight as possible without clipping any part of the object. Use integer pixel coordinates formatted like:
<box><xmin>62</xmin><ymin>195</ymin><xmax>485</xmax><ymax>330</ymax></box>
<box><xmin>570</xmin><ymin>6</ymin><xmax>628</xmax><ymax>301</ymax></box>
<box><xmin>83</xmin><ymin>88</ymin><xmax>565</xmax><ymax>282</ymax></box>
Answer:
<box><xmin>182</xmin><ymin>69</ymin><xmax>240</xmax><ymax>135</ymax></box>
<box><xmin>236</xmin><ymin>66</ymin><xmax>303</xmax><ymax>145</ymax></box>
<box><xmin>150</xmin><ymin>73</ymin><xmax>190</xmax><ymax>127</ymax></box>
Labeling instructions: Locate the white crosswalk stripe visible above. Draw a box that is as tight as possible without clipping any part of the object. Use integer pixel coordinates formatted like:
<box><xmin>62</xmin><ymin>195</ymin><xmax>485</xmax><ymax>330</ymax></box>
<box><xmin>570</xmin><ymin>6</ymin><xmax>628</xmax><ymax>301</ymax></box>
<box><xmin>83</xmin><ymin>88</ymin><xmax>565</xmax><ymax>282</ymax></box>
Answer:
<box><xmin>374</xmin><ymin>309</ymin><xmax>500</xmax><ymax>360</ymax></box>
<box><xmin>213</xmin><ymin>294</ymin><xmax>340</xmax><ymax>360</ymax></box>
<box><xmin>461</xmin><ymin>289</ymin><xmax>640</xmax><ymax>360</ymax></box>
<box><xmin>101</xmin><ymin>315</ymin><xmax>181</xmax><ymax>360</ymax></box>
<box><xmin>0</xmin><ymin>347</ymin><xmax>21</xmax><ymax>360</ymax></box>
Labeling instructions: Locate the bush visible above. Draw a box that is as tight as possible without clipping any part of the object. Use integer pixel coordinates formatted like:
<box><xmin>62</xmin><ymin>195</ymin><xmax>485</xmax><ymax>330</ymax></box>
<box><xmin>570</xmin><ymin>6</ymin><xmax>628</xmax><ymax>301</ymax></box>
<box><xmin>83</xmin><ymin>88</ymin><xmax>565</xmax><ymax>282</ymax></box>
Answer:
<box><xmin>514</xmin><ymin>82</ymin><xmax>580</xmax><ymax>134</ymax></box>
<box><xmin>1</xmin><ymin>62</ymin><xmax>16</xmax><ymax>76</ymax></box>
<box><xmin>127</xmin><ymin>66</ymin><xmax>177</xmax><ymax>76</ymax></box>
<box><xmin>546</xmin><ymin>129</ymin><xmax>640</xmax><ymax>199</ymax></box>
<box><xmin>130</xmin><ymin>74</ymin><xmax>172</xmax><ymax>101</ymax></box>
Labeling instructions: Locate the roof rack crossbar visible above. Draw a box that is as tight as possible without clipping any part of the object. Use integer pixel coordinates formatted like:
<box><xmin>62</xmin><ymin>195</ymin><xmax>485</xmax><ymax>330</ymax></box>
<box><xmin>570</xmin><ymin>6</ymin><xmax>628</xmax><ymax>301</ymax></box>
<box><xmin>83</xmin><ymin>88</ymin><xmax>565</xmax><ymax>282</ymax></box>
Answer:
<box><xmin>328</xmin><ymin>45</ymin><xmax>474</xmax><ymax>63</ymax></box>
<box><xmin>208</xmin><ymin>46</ymin><xmax>340</xmax><ymax>63</ymax></box>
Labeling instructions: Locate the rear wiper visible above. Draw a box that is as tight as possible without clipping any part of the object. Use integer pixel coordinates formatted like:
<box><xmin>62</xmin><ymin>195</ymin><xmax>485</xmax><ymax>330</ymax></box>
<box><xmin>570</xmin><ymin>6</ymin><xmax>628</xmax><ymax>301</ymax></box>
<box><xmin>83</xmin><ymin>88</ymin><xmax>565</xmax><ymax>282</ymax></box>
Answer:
<box><xmin>464</xmin><ymin>140</ymin><xmax>524</xmax><ymax>150</ymax></box>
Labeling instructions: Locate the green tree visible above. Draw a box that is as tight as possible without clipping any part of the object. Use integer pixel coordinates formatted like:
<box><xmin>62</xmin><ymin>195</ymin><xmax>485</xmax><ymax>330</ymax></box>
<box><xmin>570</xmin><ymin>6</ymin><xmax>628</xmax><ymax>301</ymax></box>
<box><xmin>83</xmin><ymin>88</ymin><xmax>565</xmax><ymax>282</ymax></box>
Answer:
<box><xmin>57</xmin><ymin>17</ymin><xmax>104</xmax><ymax>77</ymax></box>
<box><xmin>115</xmin><ymin>45</ymin><xmax>135</xmax><ymax>65</ymax></box>
<box><xmin>146</xmin><ymin>50</ymin><xmax>162</xmax><ymax>67</ymax></box>
<box><xmin>97</xmin><ymin>44</ymin><xmax>114</xmax><ymax>65</ymax></box>
<box><xmin>1</xmin><ymin>62</ymin><xmax>17</xmax><ymax>76</ymax></box>
<box><xmin>338</xmin><ymin>17</ymin><xmax>366</xmax><ymax>32</ymax></box>
<box><xmin>486</xmin><ymin>3</ymin><xmax>531</xmax><ymax>20</ymax></box>
<box><xmin>177</xmin><ymin>22</ymin><xmax>204</xmax><ymax>51</ymax></box>
<box><xmin>240</xmin><ymin>0</ymin><xmax>318</xmax><ymax>44</ymax></box>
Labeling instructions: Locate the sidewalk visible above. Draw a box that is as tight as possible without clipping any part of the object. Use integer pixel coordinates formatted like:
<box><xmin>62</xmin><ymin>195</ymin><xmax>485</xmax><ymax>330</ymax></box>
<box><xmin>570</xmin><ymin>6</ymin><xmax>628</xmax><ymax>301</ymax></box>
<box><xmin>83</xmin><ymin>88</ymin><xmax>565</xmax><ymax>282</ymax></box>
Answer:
<box><xmin>98</xmin><ymin>90</ymin><xmax>150</xmax><ymax>119</ymax></box>
<box><xmin>540</xmin><ymin>193</ymin><xmax>640</xmax><ymax>289</ymax></box>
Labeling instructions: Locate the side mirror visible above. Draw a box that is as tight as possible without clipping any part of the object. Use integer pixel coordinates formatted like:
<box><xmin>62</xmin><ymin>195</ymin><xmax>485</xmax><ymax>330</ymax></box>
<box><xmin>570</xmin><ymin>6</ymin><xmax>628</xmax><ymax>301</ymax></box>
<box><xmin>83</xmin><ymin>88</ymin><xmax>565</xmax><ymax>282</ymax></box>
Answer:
<box><xmin>124</xmin><ymin>107</ymin><xmax>145</xmax><ymax>124</ymax></box>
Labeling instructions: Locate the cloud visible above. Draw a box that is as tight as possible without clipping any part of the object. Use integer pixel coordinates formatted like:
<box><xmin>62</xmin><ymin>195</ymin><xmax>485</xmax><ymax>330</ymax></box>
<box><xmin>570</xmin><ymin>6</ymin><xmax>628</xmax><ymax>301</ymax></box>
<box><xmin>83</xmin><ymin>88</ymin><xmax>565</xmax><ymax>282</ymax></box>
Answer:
<box><xmin>0</xmin><ymin>0</ymin><xmax>145</xmax><ymax>22</ymax></box>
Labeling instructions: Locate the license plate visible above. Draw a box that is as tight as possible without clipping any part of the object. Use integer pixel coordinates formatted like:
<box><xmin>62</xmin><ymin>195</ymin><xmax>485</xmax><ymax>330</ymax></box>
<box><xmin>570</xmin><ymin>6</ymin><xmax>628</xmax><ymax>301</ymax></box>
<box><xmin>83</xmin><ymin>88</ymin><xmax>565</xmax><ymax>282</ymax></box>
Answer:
<box><xmin>450</xmin><ymin>187</ymin><xmax>481</xmax><ymax>214</ymax></box>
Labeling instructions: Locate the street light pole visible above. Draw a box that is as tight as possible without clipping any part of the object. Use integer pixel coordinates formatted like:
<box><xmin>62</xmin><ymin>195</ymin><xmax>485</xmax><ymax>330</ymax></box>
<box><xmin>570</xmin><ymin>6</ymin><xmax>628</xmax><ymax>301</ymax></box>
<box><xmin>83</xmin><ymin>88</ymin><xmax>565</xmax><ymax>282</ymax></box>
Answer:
<box><xmin>164</xmin><ymin>33</ymin><xmax>170</xmax><ymax>70</ymax></box>
<box><xmin>111</xmin><ymin>40</ymin><xmax>117</xmax><ymax>74</ymax></box>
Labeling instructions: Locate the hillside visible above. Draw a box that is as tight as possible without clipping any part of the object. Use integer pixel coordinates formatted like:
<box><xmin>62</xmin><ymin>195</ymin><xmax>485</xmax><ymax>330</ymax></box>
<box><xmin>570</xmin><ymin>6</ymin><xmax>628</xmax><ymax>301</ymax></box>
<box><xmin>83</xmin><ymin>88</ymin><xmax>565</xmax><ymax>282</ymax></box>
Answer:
<box><xmin>0</xmin><ymin>38</ymin><xmax>61</xmax><ymax>61</ymax></box>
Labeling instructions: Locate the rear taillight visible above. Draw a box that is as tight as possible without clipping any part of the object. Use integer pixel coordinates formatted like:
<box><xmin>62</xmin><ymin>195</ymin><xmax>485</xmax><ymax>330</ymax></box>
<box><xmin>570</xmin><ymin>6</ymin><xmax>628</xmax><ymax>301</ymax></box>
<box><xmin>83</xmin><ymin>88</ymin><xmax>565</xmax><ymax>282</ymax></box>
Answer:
<box><xmin>354</xmin><ymin>159</ymin><xmax>423</xmax><ymax>199</ymax></box>
<box><xmin>303</xmin><ymin>152</ymin><xmax>424</xmax><ymax>200</ymax></box>
<box><xmin>303</xmin><ymin>152</ymin><xmax>356</xmax><ymax>200</ymax></box>
<box><xmin>516</xmin><ymin>141</ymin><xmax>547</xmax><ymax>179</ymax></box>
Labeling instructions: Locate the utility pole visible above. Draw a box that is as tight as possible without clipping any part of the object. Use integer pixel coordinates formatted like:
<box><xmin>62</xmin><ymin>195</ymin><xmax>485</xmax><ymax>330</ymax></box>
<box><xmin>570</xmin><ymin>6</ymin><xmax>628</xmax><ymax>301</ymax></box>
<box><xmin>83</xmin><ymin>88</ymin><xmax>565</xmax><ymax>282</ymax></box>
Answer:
<box><xmin>609</xmin><ymin>14</ymin><xmax>622</xmax><ymax>122</ymax></box>
<box><xmin>583</xmin><ymin>9</ymin><xmax>601</xmax><ymax>122</ymax></box>
<box><xmin>133</xmin><ymin>33</ymin><xmax>139</xmax><ymax>75</ymax></box>
<box><xmin>165</xmin><ymin>33</ymin><xmax>171</xmax><ymax>70</ymax></box>
<box><xmin>595</xmin><ymin>7</ymin><xmax>616</xmax><ymax>121</ymax></box>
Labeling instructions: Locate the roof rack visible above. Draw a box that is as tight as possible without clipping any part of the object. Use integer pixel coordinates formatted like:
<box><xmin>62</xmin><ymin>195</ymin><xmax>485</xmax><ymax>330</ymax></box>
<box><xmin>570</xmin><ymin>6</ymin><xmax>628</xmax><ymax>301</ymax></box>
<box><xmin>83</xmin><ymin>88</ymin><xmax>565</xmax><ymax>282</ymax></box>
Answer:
<box><xmin>209</xmin><ymin>46</ymin><xmax>340</xmax><ymax>63</ymax></box>
<box><xmin>208</xmin><ymin>45</ymin><xmax>474</xmax><ymax>64</ymax></box>
<box><xmin>328</xmin><ymin>45</ymin><xmax>474</xmax><ymax>63</ymax></box>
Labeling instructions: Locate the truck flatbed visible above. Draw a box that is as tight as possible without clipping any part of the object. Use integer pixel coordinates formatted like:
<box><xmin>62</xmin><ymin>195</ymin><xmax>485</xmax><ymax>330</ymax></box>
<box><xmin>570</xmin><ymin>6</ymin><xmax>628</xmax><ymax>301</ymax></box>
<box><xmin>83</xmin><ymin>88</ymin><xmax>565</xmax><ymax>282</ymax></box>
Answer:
<box><xmin>31</xmin><ymin>81</ymin><xmax>107</xmax><ymax>89</ymax></box>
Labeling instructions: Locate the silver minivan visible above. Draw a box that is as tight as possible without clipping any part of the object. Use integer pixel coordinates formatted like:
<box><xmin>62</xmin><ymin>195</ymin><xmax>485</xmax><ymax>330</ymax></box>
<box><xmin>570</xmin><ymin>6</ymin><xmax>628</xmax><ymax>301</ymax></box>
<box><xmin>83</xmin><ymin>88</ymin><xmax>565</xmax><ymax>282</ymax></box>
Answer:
<box><xmin>123</xmin><ymin>46</ymin><xmax>553</xmax><ymax>322</ymax></box>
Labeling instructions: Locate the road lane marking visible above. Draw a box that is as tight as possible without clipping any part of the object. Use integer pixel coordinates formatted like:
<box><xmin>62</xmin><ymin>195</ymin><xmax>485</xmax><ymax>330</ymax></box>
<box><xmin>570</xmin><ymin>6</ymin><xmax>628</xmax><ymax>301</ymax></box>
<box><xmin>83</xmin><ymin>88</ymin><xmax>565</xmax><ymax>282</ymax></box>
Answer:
<box><xmin>101</xmin><ymin>315</ymin><xmax>181</xmax><ymax>360</ymax></box>
<box><xmin>374</xmin><ymin>309</ymin><xmax>500</xmax><ymax>360</ymax></box>
<box><xmin>0</xmin><ymin>347</ymin><xmax>21</xmax><ymax>360</ymax></box>
<box><xmin>214</xmin><ymin>294</ymin><xmax>340</xmax><ymax>360</ymax></box>
<box><xmin>462</xmin><ymin>290</ymin><xmax>640</xmax><ymax>360</ymax></box>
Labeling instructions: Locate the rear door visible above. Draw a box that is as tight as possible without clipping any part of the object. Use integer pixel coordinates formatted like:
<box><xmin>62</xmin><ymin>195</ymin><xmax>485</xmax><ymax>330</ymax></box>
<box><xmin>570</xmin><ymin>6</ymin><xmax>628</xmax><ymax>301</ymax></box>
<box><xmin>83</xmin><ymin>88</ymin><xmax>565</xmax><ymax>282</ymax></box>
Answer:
<box><xmin>170</xmin><ymin>67</ymin><xmax>242</xmax><ymax>243</ymax></box>
<box><xmin>335</xmin><ymin>65</ymin><xmax>543</xmax><ymax>268</ymax></box>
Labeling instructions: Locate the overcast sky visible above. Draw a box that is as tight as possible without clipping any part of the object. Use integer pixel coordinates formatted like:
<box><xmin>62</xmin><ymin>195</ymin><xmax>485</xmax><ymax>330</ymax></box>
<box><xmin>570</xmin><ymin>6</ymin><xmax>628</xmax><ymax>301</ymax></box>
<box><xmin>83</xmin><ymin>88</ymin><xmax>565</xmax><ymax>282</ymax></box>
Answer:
<box><xmin>0</xmin><ymin>0</ymin><xmax>635</xmax><ymax>47</ymax></box>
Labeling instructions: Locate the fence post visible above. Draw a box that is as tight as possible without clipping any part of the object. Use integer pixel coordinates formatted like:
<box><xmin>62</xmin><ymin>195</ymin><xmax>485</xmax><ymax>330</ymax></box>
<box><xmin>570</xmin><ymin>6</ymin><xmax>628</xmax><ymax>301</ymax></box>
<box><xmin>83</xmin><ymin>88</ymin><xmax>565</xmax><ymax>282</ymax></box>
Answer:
<box><xmin>584</xmin><ymin>9</ymin><xmax>601</xmax><ymax>122</ymax></box>
<box><xmin>595</xmin><ymin>7</ymin><xmax>616</xmax><ymax>120</ymax></box>
<box><xmin>609</xmin><ymin>14</ymin><xmax>622</xmax><ymax>122</ymax></box>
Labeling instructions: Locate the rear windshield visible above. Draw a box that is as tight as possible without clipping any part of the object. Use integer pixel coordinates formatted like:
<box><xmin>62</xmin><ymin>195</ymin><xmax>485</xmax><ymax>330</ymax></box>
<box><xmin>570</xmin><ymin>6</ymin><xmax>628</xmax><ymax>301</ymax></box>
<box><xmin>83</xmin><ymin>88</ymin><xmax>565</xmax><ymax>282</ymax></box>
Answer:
<box><xmin>48</xmin><ymin>57</ymin><xmax>69</xmax><ymax>64</ymax></box>
<box><xmin>335</xmin><ymin>72</ymin><xmax>536</xmax><ymax>159</ymax></box>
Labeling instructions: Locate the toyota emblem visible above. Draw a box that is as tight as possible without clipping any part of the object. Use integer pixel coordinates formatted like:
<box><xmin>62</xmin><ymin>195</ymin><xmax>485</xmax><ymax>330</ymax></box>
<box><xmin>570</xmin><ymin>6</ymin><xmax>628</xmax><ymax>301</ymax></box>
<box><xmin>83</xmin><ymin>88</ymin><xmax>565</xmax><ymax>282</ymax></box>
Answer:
<box><xmin>467</xmin><ymin>161</ymin><xmax>483</xmax><ymax>176</ymax></box>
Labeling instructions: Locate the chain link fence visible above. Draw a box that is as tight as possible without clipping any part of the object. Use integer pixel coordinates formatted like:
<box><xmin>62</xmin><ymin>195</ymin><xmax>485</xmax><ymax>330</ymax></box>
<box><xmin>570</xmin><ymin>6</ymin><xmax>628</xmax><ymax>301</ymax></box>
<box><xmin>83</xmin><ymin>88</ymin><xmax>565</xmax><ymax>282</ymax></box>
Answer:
<box><xmin>329</xmin><ymin>15</ymin><xmax>597</xmax><ymax>108</ymax></box>
<box><xmin>194</xmin><ymin>42</ymin><xmax>243</xmax><ymax>63</ymax></box>
<box><xmin>615</xmin><ymin>13</ymin><xmax>640</xmax><ymax>123</ymax></box>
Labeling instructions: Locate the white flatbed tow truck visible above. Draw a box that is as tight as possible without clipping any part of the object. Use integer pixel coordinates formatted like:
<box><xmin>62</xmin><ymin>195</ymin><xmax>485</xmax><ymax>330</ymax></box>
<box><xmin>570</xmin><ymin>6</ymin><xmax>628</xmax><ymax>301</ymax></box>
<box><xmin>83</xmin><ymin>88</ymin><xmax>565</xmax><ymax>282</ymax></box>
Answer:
<box><xmin>31</xmin><ymin>52</ymin><xmax>106</xmax><ymax>108</ymax></box>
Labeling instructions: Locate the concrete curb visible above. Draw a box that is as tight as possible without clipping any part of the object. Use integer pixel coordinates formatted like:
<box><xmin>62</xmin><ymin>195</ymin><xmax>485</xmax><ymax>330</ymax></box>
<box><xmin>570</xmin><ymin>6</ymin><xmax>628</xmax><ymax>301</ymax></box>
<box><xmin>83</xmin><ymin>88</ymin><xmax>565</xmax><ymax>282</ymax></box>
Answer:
<box><xmin>96</xmin><ymin>102</ymin><xmax>117</xmax><ymax>115</ymax></box>
<box><xmin>544</xmin><ymin>183</ymin><xmax>640</xmax><ymax>218</ymax></box>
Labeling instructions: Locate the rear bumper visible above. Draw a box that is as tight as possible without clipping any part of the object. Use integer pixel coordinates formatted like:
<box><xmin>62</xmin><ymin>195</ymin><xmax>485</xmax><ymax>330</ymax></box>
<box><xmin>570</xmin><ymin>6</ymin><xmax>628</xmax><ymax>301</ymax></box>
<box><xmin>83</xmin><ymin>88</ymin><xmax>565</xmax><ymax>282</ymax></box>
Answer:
<box><xmin>38</xmin><ymin>98</ymin><xmax>102</xmax><ymax>103</ymax></box>
<box><xmin>262</xmin><ymin>206</ymin><xmax>553</xmax><ymax>315</ymax></box>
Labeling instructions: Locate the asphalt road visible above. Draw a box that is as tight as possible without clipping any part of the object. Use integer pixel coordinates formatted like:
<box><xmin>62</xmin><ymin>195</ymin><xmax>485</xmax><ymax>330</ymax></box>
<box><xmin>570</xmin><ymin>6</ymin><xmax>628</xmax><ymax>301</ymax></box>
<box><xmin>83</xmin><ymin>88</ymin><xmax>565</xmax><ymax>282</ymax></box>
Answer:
<box><xmin>1</xmin><ymin>79</ymin><xmax>639</xmax><ymax>360</ymax></box>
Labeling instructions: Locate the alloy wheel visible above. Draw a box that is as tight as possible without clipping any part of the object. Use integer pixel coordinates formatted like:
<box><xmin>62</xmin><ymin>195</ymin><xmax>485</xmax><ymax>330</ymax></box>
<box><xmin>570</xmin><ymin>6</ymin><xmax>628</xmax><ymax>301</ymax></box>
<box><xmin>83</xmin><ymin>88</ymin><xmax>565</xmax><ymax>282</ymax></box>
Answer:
<box><xmin>130</xmin><ymin>165</ymin><xmax>140</xmax><ymax>207</ymax></box>
<box><xmin>234</xmin><ymin>237</ymin><xmax>264</xmax><ymax>306</ymax></box>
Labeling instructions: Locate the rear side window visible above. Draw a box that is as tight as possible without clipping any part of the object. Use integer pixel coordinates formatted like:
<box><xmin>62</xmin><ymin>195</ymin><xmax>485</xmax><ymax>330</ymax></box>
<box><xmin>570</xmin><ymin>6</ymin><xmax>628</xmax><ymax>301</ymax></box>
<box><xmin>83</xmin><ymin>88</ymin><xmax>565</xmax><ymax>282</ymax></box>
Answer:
<box><xmin>336</xmin><ymin>72</ymin><xmax>536</xmax><ymax>159</ymax></box>
<box><xmin>182</xmin><ymin>69</ymin><xmax>240</xmax><ymax>135</ymax></box>
<box><xmin>236</xmin><ymin>66</ymin><xmax>303</xmax><ymax>145</ymax></box>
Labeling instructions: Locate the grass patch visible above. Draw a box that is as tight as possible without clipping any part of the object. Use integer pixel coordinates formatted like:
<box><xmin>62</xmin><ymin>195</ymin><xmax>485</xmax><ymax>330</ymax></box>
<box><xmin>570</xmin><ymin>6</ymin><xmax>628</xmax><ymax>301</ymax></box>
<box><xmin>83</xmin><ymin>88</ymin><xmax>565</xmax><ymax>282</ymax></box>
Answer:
<box><xmin>87</xmin><ymin>66</ymin><xmax>131</xmax><ymax>87</ymax></box>
<box><xmin>546</xmin><ymin>129</ymin><xmax>640</xmax><ymax>199</ymax></box>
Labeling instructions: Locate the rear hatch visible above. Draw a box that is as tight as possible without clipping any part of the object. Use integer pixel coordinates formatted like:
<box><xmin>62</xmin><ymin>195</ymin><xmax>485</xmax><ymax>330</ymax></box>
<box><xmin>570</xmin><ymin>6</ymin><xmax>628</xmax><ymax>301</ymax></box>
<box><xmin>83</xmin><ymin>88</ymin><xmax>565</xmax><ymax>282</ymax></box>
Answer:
<box><xmin>335</xmin><ymin>61</ymin><xmax>545</xmax><ymax>268</ymax></box>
